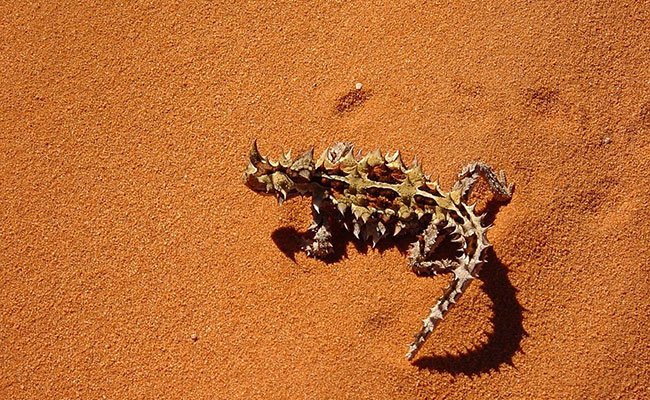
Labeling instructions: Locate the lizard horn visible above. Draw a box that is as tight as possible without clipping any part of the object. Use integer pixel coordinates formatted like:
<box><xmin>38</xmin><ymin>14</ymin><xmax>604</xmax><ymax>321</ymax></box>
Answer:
<box><xmin>250</xmin><ymin>139</ymin><xmax>264</xmax><ymax>166</ymax></box>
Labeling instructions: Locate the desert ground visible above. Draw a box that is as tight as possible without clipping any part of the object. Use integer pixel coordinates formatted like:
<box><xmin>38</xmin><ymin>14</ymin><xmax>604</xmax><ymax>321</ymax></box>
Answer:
<box><xmin>1</xmin><ymin>1</ymin><xmax>649</xmax><ymax>399</ymax></box>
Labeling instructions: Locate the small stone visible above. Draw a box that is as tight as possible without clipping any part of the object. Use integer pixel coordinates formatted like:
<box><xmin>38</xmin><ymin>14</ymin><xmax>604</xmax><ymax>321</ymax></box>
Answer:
<box><xmin>603</xmin><ymin>137</ymin><xmax>612</xmax><ymax>144</ymax></box>
<box><xmin>190</xmin><ymin>333</ymin><xmax>198</xmax><ymax>342</ymax></box>
<box><xmin>355</xmin><ymin>82</ymin><xmax>363</xmax><ymax>90</ymax></box>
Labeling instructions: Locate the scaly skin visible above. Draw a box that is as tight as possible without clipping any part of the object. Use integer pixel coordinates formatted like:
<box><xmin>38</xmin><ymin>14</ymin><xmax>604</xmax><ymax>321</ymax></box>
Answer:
<box><xmin>243</xmin><ymin>141</ymin><xmax>513</xmax><ymax>360</ymax></box>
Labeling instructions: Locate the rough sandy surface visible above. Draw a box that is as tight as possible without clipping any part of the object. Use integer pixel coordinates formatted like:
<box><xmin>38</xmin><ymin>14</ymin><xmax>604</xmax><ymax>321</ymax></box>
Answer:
<box><xmin>1</xmin><ymin>1</ymin><xmax>649</xmax><ymax>399</ymax></box>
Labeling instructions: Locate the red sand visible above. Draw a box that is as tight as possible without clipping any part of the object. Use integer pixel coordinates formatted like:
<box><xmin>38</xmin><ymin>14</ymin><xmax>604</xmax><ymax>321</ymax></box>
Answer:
<box><xmin>1</xmin><ymin>1</ymin><xmax>649</xmax><ymax>398</ymax></box>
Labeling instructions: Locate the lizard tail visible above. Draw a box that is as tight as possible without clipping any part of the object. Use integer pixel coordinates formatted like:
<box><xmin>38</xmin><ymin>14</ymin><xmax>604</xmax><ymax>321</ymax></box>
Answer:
<box><xmin>406</xmin><ymin>211</ymin><xmax>490</xmax><ymax>361</ymax></box>
<box><xmin>406</xmin><ymin>266</ymin><xmax>475</xmax><ymax>360</ymax></box>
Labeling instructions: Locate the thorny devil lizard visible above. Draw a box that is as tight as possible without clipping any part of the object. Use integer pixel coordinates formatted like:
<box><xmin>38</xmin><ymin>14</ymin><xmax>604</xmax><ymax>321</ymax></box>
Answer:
<box><xmin>243</xmin><ymin>141</ymin><xmax>513</xmax><ymax>360</ymax></box>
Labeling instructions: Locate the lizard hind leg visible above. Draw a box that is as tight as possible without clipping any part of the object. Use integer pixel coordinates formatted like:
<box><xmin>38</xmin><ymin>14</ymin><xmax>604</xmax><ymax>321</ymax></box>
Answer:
<box><xmin>406</xmin><ymin>262</ymin><xmax>474</xmax><ymax>361</ymax></box>
<box><xmin>408</xmin><ymin>221</ymin><xmax>456</xmax><ymax>277</ymax></box>
<box><xmin>408</xmin><ymin>218</ymin><xmax>470</xmax><ymax>276</ymax></box>
<box><xmin>452</xmin><ymin>161</ymin><xmax>514</xmax><ymax>203</ymax></box>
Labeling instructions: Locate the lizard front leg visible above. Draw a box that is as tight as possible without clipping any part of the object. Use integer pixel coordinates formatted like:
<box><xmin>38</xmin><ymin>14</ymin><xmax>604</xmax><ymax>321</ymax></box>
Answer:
<box><xmin>301</xmin><ymin>205</ymin><xmax>334</xmax><ymax>259</ymax></box>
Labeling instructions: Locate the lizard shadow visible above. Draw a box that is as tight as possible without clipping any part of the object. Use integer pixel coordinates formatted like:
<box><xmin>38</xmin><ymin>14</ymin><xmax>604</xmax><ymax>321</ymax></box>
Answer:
<box><xmin>271</xmin><ymin>201</ymin><xmax>525</xmax><ymax>375</ymax></box>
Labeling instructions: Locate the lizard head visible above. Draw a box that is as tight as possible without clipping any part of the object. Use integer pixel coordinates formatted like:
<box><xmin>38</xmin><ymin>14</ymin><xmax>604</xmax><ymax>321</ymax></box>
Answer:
<box><xmin>243</xmin><ymin>140</ymin><xmax>315</xmax><ymax>203</ymax></box>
